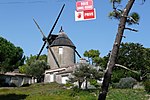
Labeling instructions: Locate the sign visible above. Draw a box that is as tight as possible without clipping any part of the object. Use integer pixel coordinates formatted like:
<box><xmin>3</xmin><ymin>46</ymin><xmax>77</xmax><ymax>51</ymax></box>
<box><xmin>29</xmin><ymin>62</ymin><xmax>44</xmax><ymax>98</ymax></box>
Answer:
<box><xmin>76</xmin><ymin>0</ymin><xmax>93</xmax><ymax>11</ymax></box>
<box><xmin>75</xmin><ymin>8</ymin><xmax>96</xmax><ymax>21</ymax></box>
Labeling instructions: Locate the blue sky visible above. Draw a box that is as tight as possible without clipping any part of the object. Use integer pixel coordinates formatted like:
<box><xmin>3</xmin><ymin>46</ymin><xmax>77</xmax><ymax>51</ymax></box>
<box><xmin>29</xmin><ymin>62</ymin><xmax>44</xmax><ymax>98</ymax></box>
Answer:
<box><xmin>0</xmin><ymin>0</ymin><xmax>149</xmax><ymax>61</ymax></box>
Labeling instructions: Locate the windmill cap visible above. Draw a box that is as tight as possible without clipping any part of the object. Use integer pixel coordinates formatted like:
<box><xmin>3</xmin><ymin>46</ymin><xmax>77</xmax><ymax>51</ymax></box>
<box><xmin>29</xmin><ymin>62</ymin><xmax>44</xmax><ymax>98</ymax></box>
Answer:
<box><xmin>50</xmin><ymin>31</ymin><xmax>76</xmax><ymax>48</ymax></box>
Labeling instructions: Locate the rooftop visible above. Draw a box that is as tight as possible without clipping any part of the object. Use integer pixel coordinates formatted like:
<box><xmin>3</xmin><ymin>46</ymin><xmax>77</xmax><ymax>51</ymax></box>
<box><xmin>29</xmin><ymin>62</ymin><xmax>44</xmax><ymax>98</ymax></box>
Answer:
<box><xmin>50</xmin><ymin>28</ymin><xmax>75</xmax><ymax>48</ymax></box>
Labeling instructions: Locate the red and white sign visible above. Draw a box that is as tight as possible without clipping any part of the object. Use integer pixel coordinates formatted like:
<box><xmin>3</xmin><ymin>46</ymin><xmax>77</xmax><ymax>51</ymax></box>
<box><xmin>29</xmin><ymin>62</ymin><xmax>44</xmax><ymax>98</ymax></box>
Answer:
<box><xmin>76</xmin><ymin>0</ymin><xmax>93</xmax><ymax>11</ymax></box>
<box><xmin>75</xmin><ymin>8</ymin><xmax>96</xmax><ymax>21</ymax></box>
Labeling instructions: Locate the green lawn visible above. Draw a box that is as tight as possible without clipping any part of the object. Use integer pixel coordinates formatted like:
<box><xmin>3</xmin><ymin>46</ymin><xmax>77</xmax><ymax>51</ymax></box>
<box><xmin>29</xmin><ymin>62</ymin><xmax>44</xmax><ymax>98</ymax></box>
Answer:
<box><xmin>0</xmin><ymin>83</ymin><xmax>149</xmax><ymax>100</ymax></box>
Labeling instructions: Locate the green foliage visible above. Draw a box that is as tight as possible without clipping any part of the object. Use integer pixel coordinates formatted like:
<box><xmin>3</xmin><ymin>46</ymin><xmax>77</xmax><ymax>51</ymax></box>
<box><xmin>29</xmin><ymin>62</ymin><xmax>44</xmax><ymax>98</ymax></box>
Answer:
<box><xmin>108</xmin><ymin>11</ymin><xmax>122</xmax><ymax>19</ymax></box>
<box><xmin>112</xmin><ymin>69</ymin><xmax>125</xmax><ymax>83</ymax></box>
<box><xmin>0</xmin><ymin>36</ymin><xmax>25</xmax><ymax>72</ymax></box>
<box><xmin>71</xmin><ymin>64</ymin><xmax>103</xmax><ymax>89</ymax></box>
<box><xmin>127</xmin><ymin>12</ymin><xmax>140</xmax><ymax>25</ymax></box>
<box><xmin>113</xmin><ymin>77</ymin><xmax>137</xmax><ymax>89</ymax></box>
<box><xmin>99</xmin><ymin>55</ymin><xmax>109</xmax><ymax>69</ymax></box>
<box><xmin>83</xmin><ymin>49</ymin><xmax>106</xmax><ymax>67</ymax></box>
<box><xmin>109</xmin><ymin>0</ymin><xmax>140</xmax><ymax>25</ymax></box>
<box><xmin>26</xmin><ymin>60</ymin><xmax>49</xmax><ymax>80</ymax></box>
<box><xmin>91</xmin><ymin>42</ymin><xmax>150</xmax><ymax>83</ymax></box>
<box><xmin>143</xmin><ymin>80</ymin><xmax>150</xmax><ymax>93</ymax></box>
<box><xmin>19</xmin><ymin>54</ymin><xmax>48</xmax><ymax>81</ymax></box>
<box><xmin>89</xmin><ymin>79</ymin><xmax>100</xmax><ymax>88</ymax></box>
<box><xmin>25</xmin><ymin>54</ymin><xmax>47</xmax><ymax>66</ymax></box>
<box><xmin>111</xmin><ymin>42</ymin><xmax>150</xmax><ymax>82</ymax></box>
<box><xmin>83</xmin><ymin>49</ymin><xmax>100</xmax><ymax>65</ymax></box>
<box><xmin>19</xmin><ymin>64</ymin><xmax>28</xmax><ymax>73</ymax></box>
<box><xmin>130</xmin><ymin>12</ymin><xmax>140</xmax><ymax>22</ymax></box>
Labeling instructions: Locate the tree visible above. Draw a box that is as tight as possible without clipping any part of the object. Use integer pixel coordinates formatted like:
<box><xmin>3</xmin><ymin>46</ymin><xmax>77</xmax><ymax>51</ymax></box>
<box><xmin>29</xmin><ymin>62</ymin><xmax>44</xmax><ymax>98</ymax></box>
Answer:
<box><xmin>114</xmin><ymin>42</ymin><xmax>150</xmax><ymax>81</ymax></box>
<box><xmin>70</xmin><ymin>63</ymin><xmax>103</xmax><ymax>89</ymax></box>
<box><xmin>83</xmin><ymin>49</ymin><xmax>100</xmax><ymax>65</ymax></box>
<box><xmin>98</xmin><ymin>0</ymin><xmax>145</xmax><ymax>100</ymax></box>
<box><xmin>19</xmin><ymin>54</ymin><xmax>48</xmax><ymax>82</ymax></box>
<box><xmin>25</xmin><ymin>54</ymin><xmax>47</xmax><ymax>66</ymax></box>
<box><xmin>19</xmin><ymin>54</ymin><xmax>47</xmax><ymax>73</ymax></box>
<box><xmin>26</xmin><ymin>60</ymin><xmax>49</xmax><ymax>82</ymax></box>
<box><xmin>99</xmin><ymin>42</ymin><xmax>150</xmax><ymax>83</ymax></box>
<box><xmin>116</xmin><ymin>43</ymin><xmax>144</xmax><ymax>81</ymax></box>
<box><xmin>0</xmin><ymin>36</ymin><xmax>25</xmax><ymax>72</ymax></box>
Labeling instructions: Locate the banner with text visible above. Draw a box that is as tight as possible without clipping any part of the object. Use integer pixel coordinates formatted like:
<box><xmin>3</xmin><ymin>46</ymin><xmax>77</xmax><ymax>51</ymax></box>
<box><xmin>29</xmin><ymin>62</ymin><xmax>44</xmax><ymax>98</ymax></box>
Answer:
<box><xmin>75</xmin><ymin>0</ymin><xmax>96</xmax><ymax>21</ymax></box>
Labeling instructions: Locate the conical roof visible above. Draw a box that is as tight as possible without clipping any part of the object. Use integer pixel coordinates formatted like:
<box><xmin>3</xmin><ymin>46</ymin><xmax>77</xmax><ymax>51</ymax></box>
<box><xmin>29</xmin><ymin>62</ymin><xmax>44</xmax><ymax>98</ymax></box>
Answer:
<box><xmin>50</xmin><ymin>31</ymin><xmax>75</xmax><ymax>48</ymax></box>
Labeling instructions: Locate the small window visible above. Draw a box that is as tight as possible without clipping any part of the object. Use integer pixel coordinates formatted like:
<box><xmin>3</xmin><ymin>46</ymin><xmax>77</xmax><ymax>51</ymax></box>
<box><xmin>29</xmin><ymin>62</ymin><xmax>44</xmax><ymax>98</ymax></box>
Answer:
<box><xmin>59</xmin><ymin>47</ymin><xmax>63</xmax><ymax>54</ymax></box>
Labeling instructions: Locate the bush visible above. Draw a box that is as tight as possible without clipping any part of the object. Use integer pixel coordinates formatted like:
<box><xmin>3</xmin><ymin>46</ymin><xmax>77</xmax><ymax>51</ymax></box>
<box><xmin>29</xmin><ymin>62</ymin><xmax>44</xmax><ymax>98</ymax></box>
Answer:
<box><xmin>113</xmin><ymin>77</ymin><xmax>137</xmax><ymax>89</ymax></box>
<box><xmin>89</xmin><ymin>79</ymin><xmax>100</xmax><ymax>89</ymax></box>
<box><xmin>143</xmin><ymin>80</ymin><xmax>150</xmax><ymax>93</ymax></box>
<box><xmin>111</xmin><ymin>83</ymin><xmax>119</xmax><ymax>88</ymax></box>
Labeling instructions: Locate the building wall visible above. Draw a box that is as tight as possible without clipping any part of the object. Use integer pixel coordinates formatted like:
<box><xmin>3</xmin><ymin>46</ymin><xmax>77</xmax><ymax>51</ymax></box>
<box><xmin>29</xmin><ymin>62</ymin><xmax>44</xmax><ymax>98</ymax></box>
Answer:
<box><xmin>47</xmin><ymin>46</ymin><xmax>75</xmax><ymax>69</ymax></box>
<box><xmin>55</xmin><ymin>75</ymin><xmax>62</xmax><ymax>84</ymax></box>
<box><xmin>0</xmin><ymin>74</ymin><xmax>34</xmax><ymax>87</ymax></box>
<box><xmin>44</xmin><ymin>73</ymin><xmax>51</xmax><ymax>83</ymax></box>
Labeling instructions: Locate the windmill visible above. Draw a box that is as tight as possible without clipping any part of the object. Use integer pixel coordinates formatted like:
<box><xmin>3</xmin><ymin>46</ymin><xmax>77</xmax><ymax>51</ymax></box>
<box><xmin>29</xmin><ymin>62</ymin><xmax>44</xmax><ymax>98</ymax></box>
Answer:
<box><xmin>33</xmin><ymin>4</ymin><xmax>81</xmax><ymax>69</ymax></box>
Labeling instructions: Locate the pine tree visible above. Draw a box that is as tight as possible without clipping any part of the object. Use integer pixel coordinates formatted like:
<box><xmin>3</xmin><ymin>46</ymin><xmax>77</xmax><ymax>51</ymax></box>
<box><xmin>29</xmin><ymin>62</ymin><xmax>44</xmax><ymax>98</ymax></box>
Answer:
<box><xmin>98</xmin><ymin>0</ymin><xmax>145</xmax><ymax>100</ymax></box>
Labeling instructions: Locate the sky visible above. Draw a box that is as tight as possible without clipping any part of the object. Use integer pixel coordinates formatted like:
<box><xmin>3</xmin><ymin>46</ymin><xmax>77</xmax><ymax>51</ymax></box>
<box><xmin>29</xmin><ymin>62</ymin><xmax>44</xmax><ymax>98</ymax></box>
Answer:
<box><xmin>0</xmin><ymin>0</ymin><xmax>150</xmax><ymax>61</ymax></box>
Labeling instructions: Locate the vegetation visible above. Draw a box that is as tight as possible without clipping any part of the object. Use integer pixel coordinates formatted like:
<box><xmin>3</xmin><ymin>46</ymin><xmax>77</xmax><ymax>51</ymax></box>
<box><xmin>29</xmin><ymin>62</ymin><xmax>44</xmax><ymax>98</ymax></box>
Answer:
<box><xmin>99</xmin><ymin>0</ymin><xmax>145</xmax><ymax>99</ymax></box>
<box><xmin>102</xmin><ymin>42</ymin><xmax>150</xmax><ymax>82</ymax></box>
<box><xmin>112</xmin><ymin>77</ymin><xmax>137</xmax><ymax>89</ymax></box>
<box><xmin>82</xmin><ymin>42</ymin><xmax>150</xmax><ymax>84</ymax></box>
<box><xmin>25</xmin><ymin>54</ymin><xmax>47</xmax><ymax>66</ymax></box>
<box><xmin>69</xmin><ymin>63</ymin><xmax>103</xmax><ymax>89</ymax></box>
<box><xmin>26</xmin><ymin>60</ymin><xmax>49</xmax><ymax>82</ymax></box>
<box><xmin>116</xmin><ymin>43</ymin><xmax>150</xmax><ymax>81</ymax></box>
<box><xmin>19</xmin><ymin>54</ymin><xmax>49</xmax><ymax>82</ymax></box>
<box><xmin>0</xmin><ymin>36</ymin><xmax>25</xmax><ymax>72</ymax></box>
<box><xmin>83</xmin><ymin>49</ymin><xmax>102</xmax><ymax>66</ymax></box>
<box><xmin>143</xmin><ymin>80</ymin><xmax>150</xmax><ymax>93</ymax></box>
<box><xmin>0</xmin><ymin>83</ymin><xmax>149</xmax><ymax>100</ymax></box>
<box><xmin>107</xmin><ymin>88</ymin><xmax>149</xmax><ymax>100</ymax></box>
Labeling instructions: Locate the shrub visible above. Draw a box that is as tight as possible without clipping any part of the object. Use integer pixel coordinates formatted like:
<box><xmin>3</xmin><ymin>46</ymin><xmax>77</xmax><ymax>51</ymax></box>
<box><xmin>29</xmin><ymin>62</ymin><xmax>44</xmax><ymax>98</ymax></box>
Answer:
<box><xmin>115</xmin><ymin>77</ymin><xmax>137</xmax><ymax>89</ymax></box>
<box><xmin>143</xmin><ymin>80</ymin><xmax>150</xmax><ymax>93</ymax></box>
<box><xmin>111</xmin><ymin>83</ymin><xmax>119</xmax><ymax>88</ymax></box>
<box><xmin>89</xmin><ymin>79</ymin><xmax>100</xmax><ymax>89</ymax></box>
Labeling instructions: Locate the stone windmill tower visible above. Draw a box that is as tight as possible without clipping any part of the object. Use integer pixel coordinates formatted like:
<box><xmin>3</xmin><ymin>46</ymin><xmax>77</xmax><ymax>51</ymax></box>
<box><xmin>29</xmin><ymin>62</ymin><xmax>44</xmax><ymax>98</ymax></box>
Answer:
<box><xmin>47</xmin><ymin>27</ymin><xmax>76</xmax><ymax>69</ymax></box>
<box><xmin>33</xmin><ymin>4</ymin><xmax>81</xmax><ymax>83</ymax></box>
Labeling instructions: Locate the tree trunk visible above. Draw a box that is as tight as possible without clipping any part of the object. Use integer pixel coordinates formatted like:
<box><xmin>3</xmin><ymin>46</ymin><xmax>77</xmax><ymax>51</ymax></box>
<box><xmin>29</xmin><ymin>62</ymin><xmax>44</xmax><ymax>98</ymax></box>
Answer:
<box><xmin>85</xmin><ymin>79</ymin><xmax>88</xmax><ymax>89</ymax></box>
<box><xmin>98</xmin><ymin>0</ymin><xmax>135</xmax><ymax>100</ymax></box>
<box><xmin>78</xmin><ymin>80</ymin><xmax>82</xmax><ymax>89</ymax></box>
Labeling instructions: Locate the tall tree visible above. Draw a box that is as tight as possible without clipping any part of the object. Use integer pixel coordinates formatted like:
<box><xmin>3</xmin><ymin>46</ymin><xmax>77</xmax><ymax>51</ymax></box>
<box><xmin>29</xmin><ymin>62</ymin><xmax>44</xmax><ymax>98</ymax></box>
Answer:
<box><xmin>19</xmin><ymin>54</ymin><xmax>48</xmax><ymax>74</ymax></box>
<box><xmin>83</xmin><ymin>49</ymin><xmax>100</xmax><ymax>65</ymax></box>
<box><xmin>113</xmin><ymin>42</ymin><xmax>150</xmax><ymax>82</ymax></box>
<box><xmin>25</xmin><ymin>54</ymin><xmax>47</xmax><ymax>66</ymax></box>
<box><xmin>26</xmin><ymin>60</ymin><xmax>49</xmax><ymax>82</ymax></box>
<box><xmin>0</xmin><ymin>36</ymin><xmax>25</xmax><ymax>72</ymax></box>
<box><xmin>98</xmin><ymin>0</ymin><xmax>145</xmax><ymax>100</ymax></box>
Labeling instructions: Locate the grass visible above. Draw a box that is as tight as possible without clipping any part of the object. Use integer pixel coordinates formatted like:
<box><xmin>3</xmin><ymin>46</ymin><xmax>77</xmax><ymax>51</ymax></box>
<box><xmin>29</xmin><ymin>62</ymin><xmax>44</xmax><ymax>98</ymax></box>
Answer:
<box><xmin>107</xmin><ymin>88</ymin><xmax>149</xmax><ymax>100</ymax></box>
<box><xmin>0</xmin><ymin>82</ymin><xmax>149</xmax><ymax>100</ymax></box>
